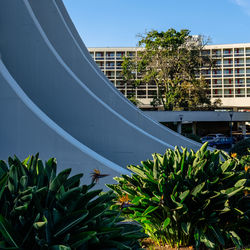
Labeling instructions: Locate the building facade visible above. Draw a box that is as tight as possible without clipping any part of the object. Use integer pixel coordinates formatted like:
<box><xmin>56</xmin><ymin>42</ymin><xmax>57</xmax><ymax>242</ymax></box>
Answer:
<box><xmin>88</xmin><ymin>43</ymin><xmax>250</xmax><ymax>110</ymax></box>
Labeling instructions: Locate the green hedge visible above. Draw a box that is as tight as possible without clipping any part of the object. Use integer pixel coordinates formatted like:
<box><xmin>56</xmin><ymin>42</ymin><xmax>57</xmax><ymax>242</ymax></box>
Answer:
<box><xmin>230</xmin><ymin>138</ymin><xmax>250</xmax><ymax>157</ymax></box>
<box><xmin>108</xmin><ymin>144</ymin><xmax>250</xmax><ymax>249</ymax></box>
<box><xmin>0</xmin><ymin>154</ymin><xmax>145</xmax><ymax>249</ymax></box>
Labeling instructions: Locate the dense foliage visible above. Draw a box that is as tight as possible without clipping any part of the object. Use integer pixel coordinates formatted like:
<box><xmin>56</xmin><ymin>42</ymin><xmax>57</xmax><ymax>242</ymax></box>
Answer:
<box><xmin>108</xmin><ymin>144</ymin><xmax>250</xmax><ymax>249</ymax></box>
<box><xmin>230</xmin><ymin>138</ymin><xmax>250</xmax><ymax>157</ymax></box>
<box><xmin>0</xmin><ymin>154</ymin><xmax>145</xmax><ymax>249</ymax></box>
<box><xmin>122</xmin><ymin>28</ymin><xmax>221</xmax><ymax>110</ymax></box>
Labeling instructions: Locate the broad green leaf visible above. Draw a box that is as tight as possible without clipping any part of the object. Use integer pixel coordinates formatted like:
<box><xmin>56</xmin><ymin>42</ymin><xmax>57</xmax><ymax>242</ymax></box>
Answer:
<box><xmin>191</xmin><ymin>182</ymin><xmax>205</xmax><ymax>197</ymax></box>
<box><xmin>181</xmin><ymin>222</ymin><xmax>191</xmax><ymax>235</ymax></box>
<box><xmin>153</xmin><ymin>156</ymin><xmax>159</xmax><ymax>179</ymax></box>
<box><xmin>228</xmin><ymin>231</ymin><xmax>243</xmax><ymax>248</ymax></box>
<box><xmin>0</xmin><ymin>161</ymin><xmax>8</xmax><ymax>177</ymax></box>
<box><xmin>162</xmin><ymin>218</ymin><xmax>170</xmax><ymax>229</ymax></box>
<box><xmin>201</xmin><ymin>233</ymin><xmax>215</xmax><ymax>248</ymax></box>
<box><xmin>142</xmin><ymin>206</ymin><xmax>158</xmax><ymax>216</ymax></box>
<box><xmin>0</xmin><ymin>215</ymin><xmax>20</xmax><ymax>248</ymax></box>
<box><xmin>33</xmin><ymin>216</ymin><xmax>47</xmax><ymax>230</ymax></box>
<box><xmin>225</xmin><ymin>186</ymin><xmax>244</xmax><ymax>197</ymax></box>
<box><xmin>127</xmin><ymin>165</ymin><xmax>147</xmax><ymax>178</ymax></box>
<box><xmin>54</xmin><ymin>211</ymin><xmax>88</xmax><ymax>237</ymax></box>
<box><xmin>64</xmin><ymin>174</ymin><xmax>83</xmax><ymax>189</ymax></box>
<box><xmin>234</xmin><ymin>179</ymin><xmax>246</xmax><ymax>187</ymax></box>
<box><xmin>194</xmin><ymin>228</ymin><xmax>201</xmax><ymax>249</ymax></box>
<box><xmin>49</xmin><ymin>169</ymin><xmax>71</xmax><ymax>193</ymax></box>
<box><xmin>0</xmin><ymin>174</ymin><xmax>8</xmax><ymax>200</ymax></box>
<box><xmin>221</xmin><ymin>159</ymin><xmax>231</xmax><ymax>173</ymax></box>
<box><xmin>209</xmin><ymin>225</ymin><xmax>225</xmax><ymax>246</ymax></box>
<box><xmin>179</xmin><ymin>190</ymin><xmax>190</xmax><ymax>203</ymax></box>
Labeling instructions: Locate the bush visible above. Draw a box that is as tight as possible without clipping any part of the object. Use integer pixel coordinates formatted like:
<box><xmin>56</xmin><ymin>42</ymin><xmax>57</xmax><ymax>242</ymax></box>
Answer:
<box><xmin>108</xmin><ymin>144</ymin><xmax>250</xmax><ymax>249</ymax></box>
<box><xmin>230</xmin><ymin>138</ymin><xmax>250</xmax><ymax>157</ymax></box>
<box><xmin>184</xmin><ymin>134</ymin><xmax>201</xmax><ymax>143</ymax></box>
<box><xmin>0</xmin><ymin>154</ymin><xmax>146</xmax><ymax>249</ymax></box>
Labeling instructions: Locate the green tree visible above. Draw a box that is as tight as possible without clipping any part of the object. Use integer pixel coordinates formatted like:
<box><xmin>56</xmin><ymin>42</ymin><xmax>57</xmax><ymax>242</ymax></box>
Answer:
<box><xmin>121</xmin><ymin>56</ymin><xmax>142</xmax><ymax>106</ymax></box>
<box><xmin>122</xmin><ymin>28</ymin><xmax>220</xmax><ymax>110</ymax></box>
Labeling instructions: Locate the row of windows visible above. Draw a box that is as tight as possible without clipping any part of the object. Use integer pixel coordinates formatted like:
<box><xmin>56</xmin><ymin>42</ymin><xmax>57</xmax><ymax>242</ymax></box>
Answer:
<box><xmin>89</xmin><ymin>48</ymin><xmax>250</xmax><ymax>100</ymax></box>
<box><xmin>112</xmin><ymin>79</ymin><xmax>250</xmax><ymax>88</ymax></box>
<box><xmin>96</xmin><ymin>59</ymin><xmax>250</xmax><ymax>69</ymax></box>
<box><xmin>202</xmin><ymin>48</ymin><xmax>250</xmax><ymax>56</ymax></box>
<box><xmin>202</xmin><ymin>69</ymin><xmax>250</xmax><ymax>75</ymax></box>
<box><xmin>90</xmin><ymin>51</ymin><xmax>136</xmax><ymax>60</ymax></box>
<box><xmin>212</xmin><ymin>88</ymin><xmax>250</xmax><ymax>97</ymax></box>
<box><xmin>210</xmin><ymin>58</ymin><xmax>250</xmax><ymax>65</ymax></box>
<box><xmin>115</xmin><ymin>88</ymin><xmax>250</xmax><ymax>98</ymax></box>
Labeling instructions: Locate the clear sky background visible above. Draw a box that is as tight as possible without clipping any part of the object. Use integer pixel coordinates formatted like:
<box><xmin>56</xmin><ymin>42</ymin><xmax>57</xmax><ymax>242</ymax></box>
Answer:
<box><xmin>62</xmin><ymin>0</ymin><xmax>250</xmax><ymax>47</ymax></box>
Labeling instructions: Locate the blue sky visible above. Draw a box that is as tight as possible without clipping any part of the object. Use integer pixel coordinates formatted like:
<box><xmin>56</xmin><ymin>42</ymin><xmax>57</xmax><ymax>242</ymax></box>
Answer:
<box><xmin>62</xmin><ymin>0</ymin><xmax>250</xmax><ymax>47</ymax></box>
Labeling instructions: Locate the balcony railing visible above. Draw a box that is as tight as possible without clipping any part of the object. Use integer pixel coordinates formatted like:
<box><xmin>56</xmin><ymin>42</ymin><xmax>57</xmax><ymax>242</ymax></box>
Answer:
<box><xmin>223</xmin><ymin>54</ymin><xmax>233</xmax><ymax>57</ymax></box>
<box><xmin>212</xmin><ymin>53</ymin><xmax>221</xmax><ymax>57</ymax></box>
<box><xmin>106</xmin><ymin>56</ymin><xmax>115</xmax><ymax>60</ymax></box>
<box><xmin>212</xmin><ymin>94</ymin><xmax>223</xmax><ymax>98</ymax></box>
<box><xmin>223</xmin><ymin>64</ymin><xmax>233</xmax><ymax>68</ymax></box>
<box><xmin>224</xmin><ymin>84</ymin><xmax>233</xmax><ymax>88</ymax></box>
<box><xmin>106</xmin><ymin>75</ymin><xmax>115</xmax><ymax>78</ymax></box>
<box><xmin>235</xmin><ymin>84</ymin><xmax>245</xmax><ymax>87</ymax></box>
<box><xmin>224</xmin><ymin>94</ymin><xmax>234</xmax><ymax>98</ymax></box>
<box><xmin>235</xmin><ymin>94</ymin><xmax>246</xmax><ymax>97</ymax></box>
<box><xmin>234</xmin><ymin>53</ymin><xmax>244</xmax><ymax>57</ymax></box>
<box><xmin>224</xmin><ymin>74</ymin><xmax>233</xmax><ymax>77</ymax></box>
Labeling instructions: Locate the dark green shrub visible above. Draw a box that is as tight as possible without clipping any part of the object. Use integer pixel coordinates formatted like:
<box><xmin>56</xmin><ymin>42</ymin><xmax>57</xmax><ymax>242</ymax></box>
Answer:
<box><xmin>0</xmin><ymin>154</ymin><xmax>145</xmax><ymax>249</ymax></box>
<box><xmin>230</xmin><ymin>138</ymin><xmax>250</xmax><ymax>157</ymax></box>
<box><xmin>185</xmin><ymin>134</ymin><xmax>201</xmax><ymax>143</ymax></box>
<box><xmin>108</xmin><ymin>143</ymin><xmax>250</xmax><ymax>249</ymax></box>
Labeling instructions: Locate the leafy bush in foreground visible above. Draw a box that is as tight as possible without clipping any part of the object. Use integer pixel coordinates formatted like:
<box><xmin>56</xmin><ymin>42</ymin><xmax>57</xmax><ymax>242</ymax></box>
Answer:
<box><xmin>230</xmin><ymin>138</ymin><xmax>250</xmax><ymax>157</ymax></box>
<box><xmin>0</xmin><ymin>154</ymin><xmax>145</xmax><ymax>249</ymax></box>
<box><xmin>108</xmin><ymin>144</ymin><xmax>250</xmax><ymax>249</ymax></box>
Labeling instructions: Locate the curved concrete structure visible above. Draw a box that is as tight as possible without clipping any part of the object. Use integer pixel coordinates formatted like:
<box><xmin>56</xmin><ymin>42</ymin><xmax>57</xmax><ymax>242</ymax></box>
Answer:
<box><xmin>28</xmin><ymin>0</ymin><xmax>201</xmax><ymax>150</ymax></box>
<box><xmin>0</xmin><ymin>0</ymin><xmax>176</xmax><ymax>168</ymax></box>
<box><xmin>0</xmin><ymin>59</ymin><xmax>129</xmax><ymax>188</ymax></box>
<box><xmin>0</xmin><ymin>0</ymin><xmax>202</xmax><ymax>184</ymax></box>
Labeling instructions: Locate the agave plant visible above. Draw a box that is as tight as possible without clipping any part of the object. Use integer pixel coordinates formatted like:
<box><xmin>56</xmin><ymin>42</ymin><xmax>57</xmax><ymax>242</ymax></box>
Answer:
<box><xmin>0</xmin><ymin>154</ymin><xmax>146</xmax><ymax>249</ymax></box>
<box><xmin>108</xmin><ymin>143</ymin><xmax>250</xmax><ymax>249</ymax></box>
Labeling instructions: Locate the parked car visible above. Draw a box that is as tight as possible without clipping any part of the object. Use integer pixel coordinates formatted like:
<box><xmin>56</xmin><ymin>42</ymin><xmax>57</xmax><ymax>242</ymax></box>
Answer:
<box><xmin>208</xmin><ymin>137</ymin><xmax>233</xmax><ymax>149</ymax></box>
<box><xmin>201</xmin><ymin>134</ymin><xmax>225</xmax><ymax>144</ymax></box>
<box><xmin>201</xmin><ymin>136</ymin><xmax>215</xmax><ymax>144</ymax></box>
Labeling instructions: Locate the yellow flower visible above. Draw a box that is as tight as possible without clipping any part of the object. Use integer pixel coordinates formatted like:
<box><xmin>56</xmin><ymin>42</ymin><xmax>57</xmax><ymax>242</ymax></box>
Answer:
<box><xmin>244</xmin><ymin>190</ymin><xmax>249</xmax><ymax>196</ymax></box>
<box><xmin>231</xmin><ymin>153</ymin><xmax>237</xmax><ymax>158</ymax></box>
<box><xmin>118</xmin><ymin>194</ymin><xmax>132</xmax><ymax>208</ymax></box>
<box><xmin>245</xmin><ymin>166</ymin><xmax>250</xmax><ymax>172</ymax></box>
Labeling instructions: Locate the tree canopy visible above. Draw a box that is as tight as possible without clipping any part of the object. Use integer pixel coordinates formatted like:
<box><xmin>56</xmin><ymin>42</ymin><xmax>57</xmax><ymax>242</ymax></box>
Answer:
<box><xmin>122</xmin><ymin>28</ymin><xmax>221</xmax><ymax>110</ymax></box>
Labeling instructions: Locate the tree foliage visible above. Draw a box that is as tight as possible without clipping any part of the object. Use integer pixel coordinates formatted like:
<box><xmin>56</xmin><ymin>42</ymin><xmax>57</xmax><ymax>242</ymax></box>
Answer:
<box><xmin>122</xmin><ymin>28</ymin><xmax>220</xmax><ymax>110</ymax></box>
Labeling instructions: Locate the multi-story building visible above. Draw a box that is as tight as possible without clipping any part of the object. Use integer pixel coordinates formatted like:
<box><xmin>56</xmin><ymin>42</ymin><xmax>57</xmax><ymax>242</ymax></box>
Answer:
<box><xmin>88</xmin><ymin>43</ymin><xmax>250</xmax><ymax>110</ymax></box>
